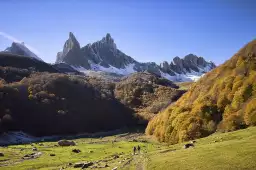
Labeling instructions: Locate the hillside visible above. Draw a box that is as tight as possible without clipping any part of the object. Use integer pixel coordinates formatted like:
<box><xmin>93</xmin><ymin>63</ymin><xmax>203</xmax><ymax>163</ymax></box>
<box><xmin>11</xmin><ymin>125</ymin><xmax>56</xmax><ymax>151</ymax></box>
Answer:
<box><xmin>0</xmin><ymin>73</ymin><xmax>136</xmax><ymax>136</ymax></box>
<box><xmin>0</xmin><ymin>53</ymin><xmax>58</xmax><ymax>73</ymax></box>
<box><xmin>146</xmin><ymin>39</ymin><xmax>256</xmax><ymax>144</ymax></box>
<box><xmin>115</xmin><ymin>72</ymin><xmax>185</xmax><ymax>123</ymax></box>
<box><xmin>0</xmin><ymin>54</ymin><xmax>185</xmax><ymax>136</ymax></box>
<box><xmin>0</xmin><ymin>72</ymin><xmax>184</xmax><ymax>136</ymax></box>
<box><xmin>145</xmin><ymin>127</ymin><xmax>256</xmax><ymax>170</ymax></box>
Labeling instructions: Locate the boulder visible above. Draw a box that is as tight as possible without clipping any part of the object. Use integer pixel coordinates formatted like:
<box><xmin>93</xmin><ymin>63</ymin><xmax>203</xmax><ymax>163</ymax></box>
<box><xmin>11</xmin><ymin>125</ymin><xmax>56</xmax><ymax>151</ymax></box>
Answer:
<box><xmin>58</xmin><ymin>140</ymin><xmax>76</xmax><ymax>146</ymax></box>
<box><xmin>74</xmin><ymin>162</ymin><xmax>85</xmax><ymax>168</ymax></box>
<box><xmin>82</xmin><ymin>162</ymin><xmax>93</xmax><ymax>169</ymax></box>
<box><xmin>74</xmin><ymin>162</ymin><xmax>93</xmax><ymax>169</ymax></box>
<box><xmin>113</xmin><ymin>154</ymin><xmax>119</xmax><ymax>159</ymax></box>
<box><xmin>0</xmin><ymin>152</ymin><xmax>4</xmax><ymax>157</ymax></box>
<box><xmin>23</xmin><ymin>152</ymin><xmax>42</xmax><ymax>159</ymax></box>
<box><xmin>72</xmin><ymin>149</ymin><xmax>81</xmax><ymax>153</ymax></box>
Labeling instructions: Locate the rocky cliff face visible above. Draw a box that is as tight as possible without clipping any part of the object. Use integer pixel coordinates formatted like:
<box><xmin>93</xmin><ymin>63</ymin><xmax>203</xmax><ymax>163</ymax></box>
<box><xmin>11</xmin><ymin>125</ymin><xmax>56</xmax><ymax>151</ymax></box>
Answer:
<box><xmin>160</xmin><ymin>54</ymin><xmax>216</xmax><ymax>75</ymax></box>
<box><xmin>56</xmin><ymin>32</ymin><xmax>216</xmax><ymax>82</ymax></box>
<box><xmin>56</xmin><ymin>32</ymin><xmax>90</xmax><ymax>69</ymax></box>
<box><xmin>81</xmin><ymin>33</ymin><xmax>136</xmax><ymax>69</ymax></box>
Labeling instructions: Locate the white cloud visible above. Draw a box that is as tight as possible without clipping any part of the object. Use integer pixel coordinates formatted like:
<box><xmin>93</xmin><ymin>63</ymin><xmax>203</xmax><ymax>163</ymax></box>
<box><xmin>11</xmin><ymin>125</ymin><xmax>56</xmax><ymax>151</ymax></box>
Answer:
<box><xmin>0</xmin><ymin>31</ymin><xmax>40</xmax><ymax>55</ymax></box>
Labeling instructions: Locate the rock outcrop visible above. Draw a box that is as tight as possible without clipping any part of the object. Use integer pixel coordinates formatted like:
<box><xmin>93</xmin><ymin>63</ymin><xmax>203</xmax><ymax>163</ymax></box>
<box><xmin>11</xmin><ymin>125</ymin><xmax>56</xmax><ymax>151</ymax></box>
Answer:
<box><xmin>56</xmin><ymin>32</ymin><xmax>90</xmax><ymax>69</ymax></box>
<box><xmin>160</xmin><ymin>54</ymin><xmax>216</xmax><ymax>75</ymax></box>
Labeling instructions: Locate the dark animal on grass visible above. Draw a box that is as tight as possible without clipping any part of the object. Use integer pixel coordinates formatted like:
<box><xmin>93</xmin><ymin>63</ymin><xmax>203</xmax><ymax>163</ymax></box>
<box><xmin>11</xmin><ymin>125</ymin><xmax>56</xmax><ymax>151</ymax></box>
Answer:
<box><xmin>183</xmin><ymin>143</ymin><xmax>194</xmax><ymax>149</ymax></box>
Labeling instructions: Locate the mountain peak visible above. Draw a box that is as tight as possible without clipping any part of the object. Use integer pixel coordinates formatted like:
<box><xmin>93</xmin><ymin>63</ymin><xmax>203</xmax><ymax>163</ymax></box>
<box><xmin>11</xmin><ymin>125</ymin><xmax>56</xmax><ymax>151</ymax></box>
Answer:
<box><xmin>66</xmin><ymin>32</ymin><xmax>80</xmax><ymax>48</ymax></box>
<box><xmin>4</xmin><ymin>42</ymin><xmax>43</xmax><ymax>61</ymax></box>
<box><xmin>106</xmin><ymin>33</ymin><xmax>112</xmax><ymax>39</ymax></box>
<box><xmin>55</xmin><ymin>32</ymin><xmax>90</xmax><ymax>68</ymax></box>
<box><xmin>100</xmin><ymin>33</ymin><xmax>116</xmax><ymax>49</ymax></box>
<box><xmin>69</xmin><ymin>32</ymin><xmax>76</xmax><ymax>40</ymax></box>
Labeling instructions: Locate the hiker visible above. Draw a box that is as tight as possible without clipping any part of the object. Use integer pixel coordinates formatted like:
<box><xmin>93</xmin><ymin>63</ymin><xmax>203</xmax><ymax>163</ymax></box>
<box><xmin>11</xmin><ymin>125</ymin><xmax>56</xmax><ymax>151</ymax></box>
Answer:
<box><xmin>133</xmin><ymin>146</ymin><xmax>137</xmax><ymax>155</ymax></box>
<box><xmin>137</xmin><ymin>145</ymin><xmax>141</xmax><ymax>153</ymax></box>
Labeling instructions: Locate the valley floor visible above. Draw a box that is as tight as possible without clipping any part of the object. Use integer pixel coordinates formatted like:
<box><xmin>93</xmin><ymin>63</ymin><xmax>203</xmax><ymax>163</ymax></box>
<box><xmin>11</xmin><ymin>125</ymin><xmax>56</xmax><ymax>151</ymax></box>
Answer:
<box><xmin>0</xmin><ymin>127</ymin><xmax>256</xmax><ymax>170</ymax></box>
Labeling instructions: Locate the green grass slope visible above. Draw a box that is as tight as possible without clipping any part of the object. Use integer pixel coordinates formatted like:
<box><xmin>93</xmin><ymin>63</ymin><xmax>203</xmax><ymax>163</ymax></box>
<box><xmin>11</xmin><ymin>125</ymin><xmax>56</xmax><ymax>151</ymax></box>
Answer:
<box><xmin>0</xmin><ymin>132</ymin><xmax>162</xmax><ymax>170</ymax></box>
<box><xmin>0</xmin><ymin>127</ymin><xmax>255</xmax><ymax>170</ymax></box>
<box><xmin>146</xmin><ymin>39</ymin><xmax>256</xmax><ymax>144</ymax></box>
<box><xmin>146</xmin><ymin>127</ymin><xmax>256</xmax><ymax>170</ymax></box>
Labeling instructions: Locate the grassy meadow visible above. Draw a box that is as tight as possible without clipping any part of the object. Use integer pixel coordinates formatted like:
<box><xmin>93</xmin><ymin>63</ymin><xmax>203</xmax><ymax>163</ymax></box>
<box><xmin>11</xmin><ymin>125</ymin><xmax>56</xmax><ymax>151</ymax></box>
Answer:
<box><xmin>0</xmin><ymin>127</ymin><xmax>256</xmax><ymax>170</ymax></box>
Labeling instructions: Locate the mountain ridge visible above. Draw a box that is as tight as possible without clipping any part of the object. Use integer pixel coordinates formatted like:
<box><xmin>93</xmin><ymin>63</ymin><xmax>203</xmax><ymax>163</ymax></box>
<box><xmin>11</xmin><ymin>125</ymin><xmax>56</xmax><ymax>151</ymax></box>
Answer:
<box><xmin>4</xmin><ymin>42</ymin><xmax>43</xmax><ymax>61</ymax></box>
<box><xmin>2</xmin><ymin>32</ymin><xmax>216</xmax><ymax>82</ymax></box>
<box><xmin>56</xmin><ymin>32</ymin><xmax>216</xmax><ymax>82</ymax></box>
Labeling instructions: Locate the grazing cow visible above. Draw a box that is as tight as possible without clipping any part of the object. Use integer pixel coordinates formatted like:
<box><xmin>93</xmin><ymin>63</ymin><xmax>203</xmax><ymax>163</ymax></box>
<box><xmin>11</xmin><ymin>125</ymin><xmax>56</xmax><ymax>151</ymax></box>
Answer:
<box><xmin>183</xmin><ymin>143</ymin><xmax>194</xmax><ymax>149</ymax></box>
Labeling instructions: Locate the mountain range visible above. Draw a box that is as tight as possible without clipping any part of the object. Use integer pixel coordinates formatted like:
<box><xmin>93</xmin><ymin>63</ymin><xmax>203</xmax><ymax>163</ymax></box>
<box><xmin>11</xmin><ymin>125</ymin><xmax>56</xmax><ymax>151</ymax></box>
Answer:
<box><xmin>3</xmin><ymin>32</ymin><xmax>216</xmax><ymax>82</ymax></box>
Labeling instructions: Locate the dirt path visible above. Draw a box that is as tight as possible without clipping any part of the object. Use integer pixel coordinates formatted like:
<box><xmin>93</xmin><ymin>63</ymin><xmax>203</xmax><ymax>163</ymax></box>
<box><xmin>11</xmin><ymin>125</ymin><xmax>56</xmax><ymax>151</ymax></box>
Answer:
<box><xmin>135</xmin><ymin>155</ymin><xmax>144</xmax><ymax>170</ymax></box>
<box><xmin>121</xmin><ymin>153</ymin><xmax>147</xmax><ymax>170</ymax></box>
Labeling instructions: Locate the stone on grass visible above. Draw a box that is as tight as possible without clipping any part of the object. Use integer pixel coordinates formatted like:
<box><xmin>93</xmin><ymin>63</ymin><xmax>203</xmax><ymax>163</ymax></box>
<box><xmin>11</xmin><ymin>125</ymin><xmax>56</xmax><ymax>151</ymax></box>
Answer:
<box><xmin>82</xmin><ymin>162</ymin><xmax>93</xmax><ymax>169</ymax></box>
<box><xmin>32</xmin><ymin>147</ymin><xmax>37</xmax><ymax>151</ymax></box>
<box><xmin>72</xmin><ymin>149</ymin><xmax>81</xmax><ymax>153</ymax></box>
<box><xmin>50</xmin><ymin>153</ymin><xmax>56</xmax><ymax>156</ymax></box>
<box><xmin>58</xmin><ymin>140</ymin><xmax>76</xmax><ymax>146</ymax></box>
<box><xmin>113</xmin><ymin>154</ymin><xmax>119</xmax><ymax>159</ymax></box>
<box><xmin>74</xmin><ymin>162</ymin><xmax>93</xmax><ymax>169</ymax></box>
<box><xmin>23</xmin><ymin>152</ymin><xmax>42</xmax><ymax>159</ymax></box>
<box><xmin>74</xmin><ymin>162</ymin><xmax>85</xmax><ymax>168</ymax></box>
<box><xmin>0</xmin><ymin>152</ymin><xmax>4</xmax><ymax>157</ymax></box>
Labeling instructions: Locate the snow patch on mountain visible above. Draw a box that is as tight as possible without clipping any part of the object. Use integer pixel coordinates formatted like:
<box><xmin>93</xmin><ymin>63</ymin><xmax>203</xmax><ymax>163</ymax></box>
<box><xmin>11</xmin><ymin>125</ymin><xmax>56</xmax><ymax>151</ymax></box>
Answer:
<box><xmin>160</xmin><ymin>71</ymin><xmax>204</xmax><ymax>82</ymax></box>
<box><xmin>72</xmin><ymin>61</ymin><xmax>208</xmax><ymax>82</ymax></box>
<box><xmin>92</xmin><ymin>63</ymin><xmax>135</xmax><ymax>75</ymax></box>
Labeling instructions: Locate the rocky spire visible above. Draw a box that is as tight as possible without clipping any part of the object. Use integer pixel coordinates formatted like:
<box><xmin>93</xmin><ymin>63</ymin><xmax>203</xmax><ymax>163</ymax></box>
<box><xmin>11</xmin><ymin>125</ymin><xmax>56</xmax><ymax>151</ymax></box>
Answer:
<box><xmin>62</xmin><ymin>32</ymin><xmax>80</xmax><ymax>56</ymax></box>
<box><xmin>55</xmin><ymin>32</ymin><xmax>90</xmax><ymax>69</ymax></box>
<box><xmin>100</xmin><ymin>33</ymin><xmax>117</xmax><ymax>49</ymax></box>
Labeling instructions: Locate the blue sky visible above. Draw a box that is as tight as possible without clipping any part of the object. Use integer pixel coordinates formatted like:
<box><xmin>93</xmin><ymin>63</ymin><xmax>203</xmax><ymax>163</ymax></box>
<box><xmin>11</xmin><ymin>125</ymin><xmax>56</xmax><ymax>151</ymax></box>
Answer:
<box><xmin>0</xmin><ymin>0</ymin><xmax>255</xmax><ymax>65</ymax></box>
